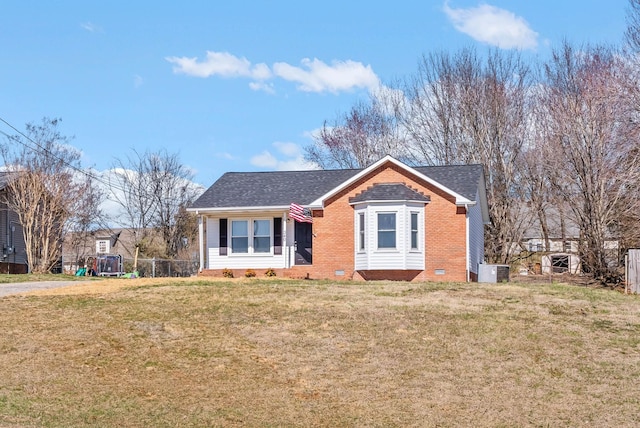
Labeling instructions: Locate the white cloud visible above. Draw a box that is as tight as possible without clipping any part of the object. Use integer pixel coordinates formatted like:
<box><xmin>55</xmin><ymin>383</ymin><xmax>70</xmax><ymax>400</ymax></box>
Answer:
<box><xmin>166</xmin><ymin>50</ymin><xmax>380</xmax><ymax>95</ymax></box>
<box><xmin>216</xmin><ymin>152</ymin><xmax>236</xmax><ymax>160</ymax></box>
<box><xmin>443</xmin><ymin>1</ymin><xmax>538</xmax><ymax>50</ymax></box>
<box><xmin>249</xmin><ymin>81</ymin><xmax>275</xmax><ymax>94</ymax></box>
<box><xmin>134</xmin><ymin>74</ymin><xmax>144</xmax><ymax>88</ymax></box>
<box><xmin>97</xmin><ymin>168</ymin><xmax>204</xmax><ymax>226</ymax></box>
<box><xmin>250</xmin><ymin>142</ymin><xmax>318</xmax><ymax>171</ymax></box>
<box><xmin>273</xmin><ymin>141</ymin><xmax>301</xmax><ymax>158</ymax></box>
<box><xmin>166</xmin><ymin>51</ymin><xmax>271</xmax><ymax>80</ymax></box>
<box><xmin>250</xmin><ymin>151</ymin><xmax>279</xmax><ymax>169</ymax></box>
<box><xmin>273</xmin><ymin>58</ymin><xmax>380</xmax><ymax>93</ymax></box>
<box><xmin>80</xmin><ymin>22</ymin><xmax>103</xmax><ymax>33</ymax></box>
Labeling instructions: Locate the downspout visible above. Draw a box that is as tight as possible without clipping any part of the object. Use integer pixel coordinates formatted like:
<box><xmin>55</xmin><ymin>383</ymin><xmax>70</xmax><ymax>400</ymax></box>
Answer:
<box><xmin>466</xmin><ymin>206</ymin><xmax>470</xmax><ymax>282</ymax></box>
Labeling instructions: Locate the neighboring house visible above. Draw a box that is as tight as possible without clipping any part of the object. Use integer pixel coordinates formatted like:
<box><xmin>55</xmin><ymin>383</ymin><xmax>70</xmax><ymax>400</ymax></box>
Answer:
<box><xmin>0</xmin><ymin>172</ymin><xmax>28</xmax><ymax>273</ymax></box>
<box><xmin>62</xmin><ymin>228</ymin><xmax>154</xmax><ymax>271</ymax></box>
<box><xmin>189</xmin><ymin>156</ymin><xmax>489</xmax><ymax>282</ymax></box>
<box><xmin>516</xmin><ymin>206</ymin><xmax>620</xmax><ymax>275</ymax></box>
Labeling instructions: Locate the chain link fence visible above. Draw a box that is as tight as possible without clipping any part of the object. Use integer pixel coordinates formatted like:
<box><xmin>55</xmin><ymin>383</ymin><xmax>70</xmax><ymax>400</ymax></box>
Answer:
<box><xmin>123</xmin><ymin>258</ymin><xmax>199</xmax><ymax>278</ymax></box>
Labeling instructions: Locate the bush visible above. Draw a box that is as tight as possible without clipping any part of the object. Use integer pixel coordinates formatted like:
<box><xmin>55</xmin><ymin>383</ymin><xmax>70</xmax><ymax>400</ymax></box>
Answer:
<box><xmin>244</xmin><ymin>269</ymin><xmax>256</xmax><ymax>278</ymax></box>
<box><xmin>222</xmin><ymin>268</ymin><xmax>234</xmax><ymax>278</ymax></box>
<box><xmin>265</xmin><ymin>268</ymin><xmax>276</xmax><ymax>277</ymax></box>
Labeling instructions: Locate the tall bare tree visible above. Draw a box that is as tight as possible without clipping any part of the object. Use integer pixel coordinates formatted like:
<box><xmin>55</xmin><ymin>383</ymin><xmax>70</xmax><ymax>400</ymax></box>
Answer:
<box><xmin>625</xmin><ymin>0</ymin><xmax>640</xmax><ymax>53</ymax></box>
<box><xmin>108</xmin><ymin>149</ymin><xmax>201</xmax><ymax>258</ymax></box>
<box><xmin>400</xmin><ymin>48</ymin><xmax>534</xmax><ymax>263</ymax></box>
<box><xmin>305</xmin><ymin>89</ymin><xmax>407</xmax><ymax>169</ymax></box>
<box><xmin>540</xmin><ymin>42</ymin><xmax>640</xmax><ymax>279</ymax></box>
<box><xmin>0</xmin><ymin>118</ymin><xmax>99</xmax><ymax>273</ymax></box>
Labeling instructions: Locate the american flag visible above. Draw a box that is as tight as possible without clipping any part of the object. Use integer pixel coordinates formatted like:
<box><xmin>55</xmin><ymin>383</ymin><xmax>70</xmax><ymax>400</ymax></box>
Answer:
<box><xmin>289</xmin><ymin>203</ymin><xmax>313</xmax><ymax>223</ymax></box>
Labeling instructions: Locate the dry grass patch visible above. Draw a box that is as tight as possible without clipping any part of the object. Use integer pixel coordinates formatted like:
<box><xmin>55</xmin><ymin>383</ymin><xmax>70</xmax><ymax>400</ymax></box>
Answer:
<box><xmin>1</xmin><ymin>279</ymin><xmax>639</xmax><ymax>427</ymax></box>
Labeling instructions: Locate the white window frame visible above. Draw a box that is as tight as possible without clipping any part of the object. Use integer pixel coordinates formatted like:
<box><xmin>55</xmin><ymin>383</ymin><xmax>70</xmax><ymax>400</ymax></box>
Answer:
<box><xmin>229</xmin><ymin>218</ymin><xmax>273</xmax><ymax>255</ymax></box>
<box><xmin>253</xmin><ymin>219</ymin><xmax>271</xmax><ymax>253</ymax></box>
<box><xmin>230</xmin><ymin>220</ymin><xmax>249</xmax><ymax>254</ymax></box>
<box><xmin>358</xmin><ymin>212</ymin><xmax>366</xmax><ymax>252</ymax></box>
<box><xmin>377</xmin><ymin>212</ymin><xmax>397</xmax><ymax>250</ymax></box>
<box><xmin>410</xmin><ymin>211</ymin><xmax>419</xmax><ymax>251</ymax></box>
<box><xmin>96</xmin><ymin>239</ymin><xmax>109</xmax><ymax>254</ymax></box>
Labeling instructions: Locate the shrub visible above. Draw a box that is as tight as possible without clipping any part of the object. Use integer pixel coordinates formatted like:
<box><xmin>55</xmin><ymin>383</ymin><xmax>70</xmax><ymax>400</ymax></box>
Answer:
<box><xmin>244</xmin><ymin>269</ymin><xmax>256</xmax><ymax>278</ymax></box>
<box><xmin>265</xmin><ymin>268</ymin><xmax>277</xmax><ymax>277</ymax></box>
<box><xmin>222</xmin><ymin>268</ymin><xmax>234</xmax><ymax>278</ymax></box>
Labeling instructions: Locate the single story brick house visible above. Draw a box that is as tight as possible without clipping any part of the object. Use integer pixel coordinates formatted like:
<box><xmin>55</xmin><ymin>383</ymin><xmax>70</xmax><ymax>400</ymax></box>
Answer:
<box><xmin>189</xmin><ymin>155</ymin><xmax>489</xmax><ymax>282</ymax></box>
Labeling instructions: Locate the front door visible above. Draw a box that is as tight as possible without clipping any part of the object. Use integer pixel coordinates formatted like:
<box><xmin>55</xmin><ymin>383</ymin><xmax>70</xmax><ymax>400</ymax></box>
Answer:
<box><xmin>294</xmin><ymin>221</ymin><xmax>313</xmax><ymax>265</ymax></box>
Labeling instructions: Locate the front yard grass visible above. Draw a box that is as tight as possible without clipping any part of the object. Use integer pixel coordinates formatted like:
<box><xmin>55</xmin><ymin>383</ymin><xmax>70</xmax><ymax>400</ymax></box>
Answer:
<box><xmin>0</xmin><ymin>278</ymin><xmax>639</xmax><ymax>427</ymax></box>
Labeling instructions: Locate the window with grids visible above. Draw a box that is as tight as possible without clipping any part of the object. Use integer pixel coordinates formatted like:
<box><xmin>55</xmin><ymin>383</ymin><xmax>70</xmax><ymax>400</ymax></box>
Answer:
<box><xmin>253</xmin><ymin>220</ymin><xmax>271</xmax><ymax>253</ymax></box>
<box><xmin>231</xmin><ymin>220</ymin><xmax>249</xmax><ymax>253</ymax></box>
<box><xmin>410</xmin><ymin>212</ymin><xmax>419</xmax><ymax>250</ymax></box>
<box><xmin>359</xmin><ymin>213</ymin><xmax>365</xmax><ymax>251</ymax></box>
<box><xmin>377</xmin><ymin>213</ymin><xmax>396</xmax><ymax>249</ymax></box>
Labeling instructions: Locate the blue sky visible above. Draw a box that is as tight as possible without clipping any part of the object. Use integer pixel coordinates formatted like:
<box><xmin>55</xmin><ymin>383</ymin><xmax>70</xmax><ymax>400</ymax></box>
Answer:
<box><xmin>0</xmin><ymin>1</ymin><xmax>628</xmax><ymax>186</ymax></box>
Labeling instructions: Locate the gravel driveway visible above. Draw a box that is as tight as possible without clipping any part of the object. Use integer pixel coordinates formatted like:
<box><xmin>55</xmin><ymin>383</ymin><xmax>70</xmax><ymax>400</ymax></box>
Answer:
<box><xmin>0</xmin><ymin>281</ymin><xmax>92</xmax><ymax>297</ymax></box>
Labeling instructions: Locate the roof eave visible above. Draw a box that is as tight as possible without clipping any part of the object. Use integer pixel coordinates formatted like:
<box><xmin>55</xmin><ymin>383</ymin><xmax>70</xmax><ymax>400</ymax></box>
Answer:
<box><xmin>349</xmin><ymin>199</ymin><xmax>431</xmax><ymax>206</ymax></box>
<box><xmin>309</xmin><ymin>155</ymin><xmax>472</xmax><ymax>207</ymax></box>
<box><xmin>187</xmin><ymin>205</ymin><xmax>290</xmax><ymax>215</ymax></box>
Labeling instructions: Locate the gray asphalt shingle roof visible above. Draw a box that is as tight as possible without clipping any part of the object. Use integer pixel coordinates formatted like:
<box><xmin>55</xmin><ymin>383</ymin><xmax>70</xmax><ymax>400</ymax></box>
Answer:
<box><xmin>191</xmin><ymin>162</ymin><xmax>484</xmax><ymax>209</ymax></box>
<box><xmin>349</xmin><ymin>183</ymin><xmax>431</xmax><ymax>204</ymax></box>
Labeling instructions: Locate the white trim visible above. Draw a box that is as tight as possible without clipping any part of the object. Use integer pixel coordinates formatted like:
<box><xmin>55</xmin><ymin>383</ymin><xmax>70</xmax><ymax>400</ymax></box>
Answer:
<box><xmin>466</xmin><ymin>210</ymin><xmax>470</xmax><ymax>282</ymax></box>
<box><xmin>198</xmin><ymin>216</ymin><xmax>204</xmax><ymax>271</ymax></box>
<box><xmin>188</xmin><ymin>205</ymin><xmax>291</xmax><ymax>214</ymax></box>
<box><xmin>354</xmin><ymin>202</ymin><xmax>425</xmax><ymax>271</ymax></box>
<box><xmin>309</xmin><ymin>155</ymin><xmax>473</xmax><ymax>208</ymax></box>
<box><xmin>349</xmin><ymin>198</ymin><xmax>429</xmax><ymax>206</ymax></box>
<box><xmin>228</xmin><ymin>217</ymin><xmax>274</xmax><ymax>256</ymax></box>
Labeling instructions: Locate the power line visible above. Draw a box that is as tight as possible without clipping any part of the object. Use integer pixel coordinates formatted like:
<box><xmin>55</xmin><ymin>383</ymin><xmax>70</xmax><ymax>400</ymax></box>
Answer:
<box><xmin>0</xmin><ymin>117</ymin><xmax>128</xmax><ymax>194</ymax></box>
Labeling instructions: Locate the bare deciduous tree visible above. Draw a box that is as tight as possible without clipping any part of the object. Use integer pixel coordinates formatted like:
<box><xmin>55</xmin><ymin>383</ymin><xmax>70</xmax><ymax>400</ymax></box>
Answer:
<box><xmin>540</xmin><ymin>42</ymin><xmax>640</xmax><ymax>279</ymax></box>
<box><xmin>400</xmin><ymin>48</ymin><xmax>534</xmax><ymax>263</ymax></box>
<box><xmin>305</xmin><ymin>90</ymin><xmax>406</xmax><ymax>169</ymax></box>
<box><xmin>108</xmin><ymin>149</ymin><xmax>202</xmax><ymax>258</ymax></box>
<box><xmin>0</xmin><ymin>118</ymin><xmax>100</xmax><ymax>273</ymax></box>
<box><xmin>625</xmin><ymin>0</ymin><xmax>640</xmax><ymax>53</ymax></box>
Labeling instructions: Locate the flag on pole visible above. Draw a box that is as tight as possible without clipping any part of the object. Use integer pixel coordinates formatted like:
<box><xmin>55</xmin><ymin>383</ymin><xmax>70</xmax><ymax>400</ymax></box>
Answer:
<box><xmin>289</xmin><ymin>203</ymin><xmax>313</xmax><ymax>223</ymax></box>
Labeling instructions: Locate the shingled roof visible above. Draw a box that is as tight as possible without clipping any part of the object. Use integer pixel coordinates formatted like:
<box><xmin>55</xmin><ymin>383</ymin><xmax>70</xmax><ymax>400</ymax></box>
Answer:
<box><xmin>191</xmin><ymin>160</ymin><xmax>484</xmax><ymax>210</ymax></box>
<box><xmin>191</xmin><ymin>168</ymin><xmax>360</xmax><ymax>208</ymax></box>
<box><xmin>349</xmin><ymin>183</ymin><xmax>431</xmax><ymax>204</ymax></box>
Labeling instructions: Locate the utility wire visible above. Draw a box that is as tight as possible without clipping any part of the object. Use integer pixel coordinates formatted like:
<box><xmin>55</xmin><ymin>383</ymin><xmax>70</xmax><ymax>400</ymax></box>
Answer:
<box><xmin>0</xmin><ymin>117</ymin><xmax>129</xmax><ymax>194</ymax></box>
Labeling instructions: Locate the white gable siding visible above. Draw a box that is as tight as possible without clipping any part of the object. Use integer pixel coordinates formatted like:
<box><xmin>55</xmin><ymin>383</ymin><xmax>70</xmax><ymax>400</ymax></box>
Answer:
<box><xmin>354</xmin><ymin>210</ymin><xmax>368</xmax><ymax>269</ymax></box>
<box><xmin>405</xmin><ymin>208</ymin><xmax>425</xmax><ymax>270</ymax></box>
<box><xmin>467</xmin><ymin>191</ymin><xmax>485</xmax><ymax>275</ymax></box>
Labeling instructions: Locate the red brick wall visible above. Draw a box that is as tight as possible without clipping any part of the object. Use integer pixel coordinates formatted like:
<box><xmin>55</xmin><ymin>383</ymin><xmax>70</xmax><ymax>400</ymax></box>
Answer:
<box><xmin>306</xmin><ymin>163</ymin><xmax>468</xmax><ymax>282</ymax></box>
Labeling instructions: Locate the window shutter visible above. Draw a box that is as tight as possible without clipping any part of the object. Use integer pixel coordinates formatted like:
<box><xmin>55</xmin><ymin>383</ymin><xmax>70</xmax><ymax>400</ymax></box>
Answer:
<box><xmin>219</xmin><ymin>218</ymin><xmax>228</xmax><ymax>255</ymax></box>
<box><xmin>273</xmin><ymin>217</ymin><xmax>282</xmax><ymax>255</ymax></box>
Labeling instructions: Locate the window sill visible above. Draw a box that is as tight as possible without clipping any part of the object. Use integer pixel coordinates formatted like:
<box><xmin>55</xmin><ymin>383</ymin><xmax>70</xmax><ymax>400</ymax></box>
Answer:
<box><xmin>228</xmin><ymin>252</ymin><xmax>276</xmax><ymax>257</ymax></box>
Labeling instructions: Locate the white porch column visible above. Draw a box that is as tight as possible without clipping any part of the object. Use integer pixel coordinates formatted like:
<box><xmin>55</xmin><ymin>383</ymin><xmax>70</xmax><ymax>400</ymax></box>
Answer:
<box><xmin>198</xmin><ymin>215</ymin><xmax>205</xmax><ymax>271</ymax></box>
